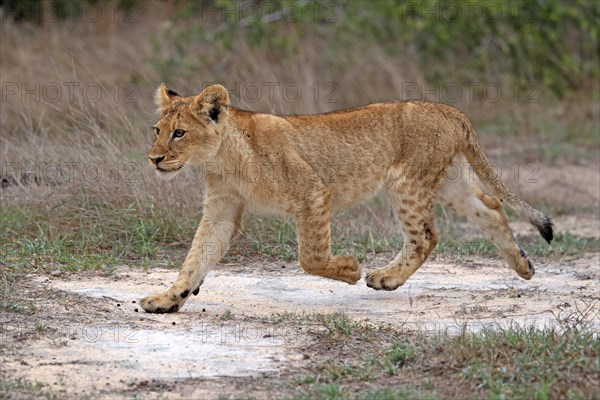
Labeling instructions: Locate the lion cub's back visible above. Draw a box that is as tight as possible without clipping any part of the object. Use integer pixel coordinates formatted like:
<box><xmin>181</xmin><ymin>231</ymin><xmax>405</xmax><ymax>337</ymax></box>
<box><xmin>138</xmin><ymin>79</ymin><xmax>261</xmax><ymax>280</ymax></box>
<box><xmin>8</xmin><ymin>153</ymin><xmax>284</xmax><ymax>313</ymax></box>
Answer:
<box><xmin>280</xmin><ymin>103</ymin><xmax>406</xmax><ymax>208</ymax></box>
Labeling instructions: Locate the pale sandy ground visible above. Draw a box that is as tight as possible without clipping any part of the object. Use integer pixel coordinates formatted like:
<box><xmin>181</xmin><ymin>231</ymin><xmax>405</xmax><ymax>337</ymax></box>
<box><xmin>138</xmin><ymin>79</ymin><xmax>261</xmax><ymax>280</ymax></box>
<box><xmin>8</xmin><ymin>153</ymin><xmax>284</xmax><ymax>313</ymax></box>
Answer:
<box><xmin>2</xmin><ymin>255</ymin><xmax>598</xmax><ymax>398</ymax></box>
<box><xmin>1</xmin><ymin>216</ymin><xmax>598</xmax><ymax>399</ymax></box>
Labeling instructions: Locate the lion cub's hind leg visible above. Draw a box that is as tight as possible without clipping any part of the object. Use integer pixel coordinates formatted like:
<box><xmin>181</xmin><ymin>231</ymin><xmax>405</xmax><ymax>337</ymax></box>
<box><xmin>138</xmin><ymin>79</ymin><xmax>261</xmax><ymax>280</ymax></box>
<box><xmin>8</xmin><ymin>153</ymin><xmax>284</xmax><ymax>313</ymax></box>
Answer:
<box><xmin>436</xmin><ymin>163</ymin><xmax>534</xmax><ymax>279</ymax></box>
<box><xmin>295</xmin><ymin>188</ymin><xmax>362</xmax><ymax>284</ymax></box>
<box><xmin>366</xmin><ymin>178</ymin><xmax>439</xmax><ymax>291</ymax></box>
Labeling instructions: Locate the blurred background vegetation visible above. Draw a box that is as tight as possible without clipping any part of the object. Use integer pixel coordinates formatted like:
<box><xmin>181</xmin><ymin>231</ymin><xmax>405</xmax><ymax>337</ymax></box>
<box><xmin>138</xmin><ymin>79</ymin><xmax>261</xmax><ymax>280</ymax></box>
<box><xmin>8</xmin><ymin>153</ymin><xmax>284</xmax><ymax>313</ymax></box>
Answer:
<box><xmin>3</xmin><ymin>0</ymin><xmax>598</xmax><ymax>96</ymax></box>
<box><xmin>1</xmin><ymin>0</ymin><xmax>598</xmax><ymax>272</ymax></box>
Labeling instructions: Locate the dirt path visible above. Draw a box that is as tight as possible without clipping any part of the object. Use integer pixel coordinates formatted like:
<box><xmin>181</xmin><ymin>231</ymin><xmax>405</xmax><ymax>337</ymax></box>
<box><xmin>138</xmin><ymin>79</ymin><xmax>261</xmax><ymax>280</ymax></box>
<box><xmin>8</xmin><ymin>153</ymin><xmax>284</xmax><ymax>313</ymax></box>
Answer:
<box><xmin>48</xmin><ymin>254</ymin><xmax>600</xmax><ymax>330</ymax></box>
<box><xmin>2</xmin><ymin>253</ymin><xmax>598</xmax><ymax>398</ymax></box>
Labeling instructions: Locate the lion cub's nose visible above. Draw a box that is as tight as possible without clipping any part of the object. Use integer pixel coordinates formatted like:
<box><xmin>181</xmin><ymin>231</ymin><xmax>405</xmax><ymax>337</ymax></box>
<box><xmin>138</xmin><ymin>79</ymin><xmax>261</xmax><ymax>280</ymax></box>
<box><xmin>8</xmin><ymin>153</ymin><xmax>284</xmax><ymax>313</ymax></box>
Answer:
<box><xmin>149</xmin><ymin>155</ymin><xmax>165</xmax><ymax>165</ymax></box>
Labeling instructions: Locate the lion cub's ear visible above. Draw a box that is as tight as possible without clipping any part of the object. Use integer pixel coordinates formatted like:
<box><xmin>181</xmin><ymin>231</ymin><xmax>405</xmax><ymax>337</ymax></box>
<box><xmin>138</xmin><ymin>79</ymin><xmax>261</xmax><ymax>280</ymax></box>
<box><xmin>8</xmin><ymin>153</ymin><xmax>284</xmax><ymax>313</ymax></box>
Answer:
<box><xmin>155</xmin><ymin>83</ymin><xmax>180</xmax><ymax>114</ymax></box>
<box><xmin>195</xmin><ymin>84</ymin><xmax>230</xmax><ymax>123</ymax></box>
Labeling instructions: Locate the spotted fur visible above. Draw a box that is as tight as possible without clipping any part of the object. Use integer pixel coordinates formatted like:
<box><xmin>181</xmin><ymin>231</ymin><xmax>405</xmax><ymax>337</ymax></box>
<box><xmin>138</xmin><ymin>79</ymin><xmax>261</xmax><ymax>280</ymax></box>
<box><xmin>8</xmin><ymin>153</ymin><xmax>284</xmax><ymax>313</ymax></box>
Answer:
<box><xmin>139</xmin><ymin>84</ymin><xmax>552</xmax><ymax>313</ymax></box>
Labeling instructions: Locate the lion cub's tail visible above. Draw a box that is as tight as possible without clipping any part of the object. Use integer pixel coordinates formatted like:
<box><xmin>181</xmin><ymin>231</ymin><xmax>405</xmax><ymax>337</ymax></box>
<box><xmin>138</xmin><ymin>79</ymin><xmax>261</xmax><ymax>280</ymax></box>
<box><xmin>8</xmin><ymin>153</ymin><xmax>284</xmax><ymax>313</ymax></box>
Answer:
<box><xmin>457</xmin><ymin>114</ymin><xmax>554</xmax><ymax>243</ymax></box>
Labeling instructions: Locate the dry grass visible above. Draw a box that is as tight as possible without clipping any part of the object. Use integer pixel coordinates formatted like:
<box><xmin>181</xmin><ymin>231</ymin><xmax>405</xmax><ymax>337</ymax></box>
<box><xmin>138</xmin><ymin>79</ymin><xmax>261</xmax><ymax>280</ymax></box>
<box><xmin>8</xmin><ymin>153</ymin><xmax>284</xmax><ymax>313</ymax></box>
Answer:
<box><xmin>0</xmin><ymin>3</ymin><xmax>598</xmax><ymax>268</ymax></box>
<box><xmin>284</xmin><ymin>317</ymin><xmax>600</xmax><ymax>400</ymax></box>
<box><xmin>1</xmin><ymin>7</ymin><xmax>598</xmax><ymax>400</ymax></box>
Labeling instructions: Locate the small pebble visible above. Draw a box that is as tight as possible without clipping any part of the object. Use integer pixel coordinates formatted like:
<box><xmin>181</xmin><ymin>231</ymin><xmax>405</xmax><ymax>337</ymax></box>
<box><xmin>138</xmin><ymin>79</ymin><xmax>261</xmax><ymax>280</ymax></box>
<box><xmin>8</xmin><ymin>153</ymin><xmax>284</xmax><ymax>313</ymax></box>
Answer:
<box><xmin>281</xmin><ymin>265</ymin><xmax>285</xmax><ymax>268</ymax></box>
<box><xmin>202</xmin><ymin>308</ymin><xmax>206</xmax><ymax>312</ymax></box>
<box><xmin>117</xmin><ymin>304</ymin><xmax>121</xmax><ymax>307</ymax></box>
<box><xmin>134</xmin><ymin>308</ymin><xmax>138</xmax><ymax>312</ymax></box>
<box><xmin>172</xmin><ymin>322</ymin><xmax>176</xmax><ymax>326</ymax></box>
<box><xmin>132</xmin><ymin>300</ymin><xmax>136</xmax><ymax>304</ymax></box>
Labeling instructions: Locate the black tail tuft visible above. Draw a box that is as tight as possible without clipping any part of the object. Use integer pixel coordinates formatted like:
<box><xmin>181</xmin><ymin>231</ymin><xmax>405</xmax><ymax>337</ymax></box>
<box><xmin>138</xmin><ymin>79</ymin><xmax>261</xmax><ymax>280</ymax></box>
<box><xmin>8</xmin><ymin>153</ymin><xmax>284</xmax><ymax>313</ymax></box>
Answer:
<box><xmin>534</xmin><ymin>217</ymin><xmax>554</xmax><ymax>244</ymax></box>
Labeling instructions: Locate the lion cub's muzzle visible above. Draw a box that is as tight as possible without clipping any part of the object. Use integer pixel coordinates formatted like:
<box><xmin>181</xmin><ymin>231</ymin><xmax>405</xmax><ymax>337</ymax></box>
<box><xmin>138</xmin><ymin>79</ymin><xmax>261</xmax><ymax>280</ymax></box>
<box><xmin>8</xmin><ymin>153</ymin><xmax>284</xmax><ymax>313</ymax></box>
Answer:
<box><xmin>149</xmin><ymin>154</ymin><xmax>165</xmax><ymax>166</ymax></box>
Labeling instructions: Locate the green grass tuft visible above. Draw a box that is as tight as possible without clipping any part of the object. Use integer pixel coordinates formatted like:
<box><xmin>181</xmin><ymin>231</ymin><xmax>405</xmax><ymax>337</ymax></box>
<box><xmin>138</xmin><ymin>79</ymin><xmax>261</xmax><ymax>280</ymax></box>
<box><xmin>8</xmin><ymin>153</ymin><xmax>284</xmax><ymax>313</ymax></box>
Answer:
<box><xmin>287</xmin><ymin>313</ymin><xmax>598</xmax><ymax>400</ymax></box>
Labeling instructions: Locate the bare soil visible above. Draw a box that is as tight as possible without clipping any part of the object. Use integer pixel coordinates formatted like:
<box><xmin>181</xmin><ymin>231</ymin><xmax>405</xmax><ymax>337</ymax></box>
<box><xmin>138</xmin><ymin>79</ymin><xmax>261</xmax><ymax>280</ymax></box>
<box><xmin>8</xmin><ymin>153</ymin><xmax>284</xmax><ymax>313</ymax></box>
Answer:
<box><xmin>2</xmin><ymin>244</ymin><xmax>598</xmax><ymax>398</ymax></box>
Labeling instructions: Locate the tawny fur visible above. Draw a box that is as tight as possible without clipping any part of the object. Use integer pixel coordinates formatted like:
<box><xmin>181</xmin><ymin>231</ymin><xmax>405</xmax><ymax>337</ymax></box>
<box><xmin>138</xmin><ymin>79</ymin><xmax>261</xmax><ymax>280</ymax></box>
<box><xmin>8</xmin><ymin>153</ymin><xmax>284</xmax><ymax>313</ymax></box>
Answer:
<box><xmin>140</xmin><ymin>84</ymin><xmax>553</xmax><ymax>313</ymax></box>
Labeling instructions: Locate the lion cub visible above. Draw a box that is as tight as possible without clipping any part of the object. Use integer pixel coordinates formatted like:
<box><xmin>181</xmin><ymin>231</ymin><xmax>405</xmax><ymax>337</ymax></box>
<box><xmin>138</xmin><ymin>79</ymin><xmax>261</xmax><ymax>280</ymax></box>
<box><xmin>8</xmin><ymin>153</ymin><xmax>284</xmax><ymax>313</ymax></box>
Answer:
<box><xmin>140</xmin><ymin>84</ymin><xmax>552</xmax><ymax>313</ymax></box>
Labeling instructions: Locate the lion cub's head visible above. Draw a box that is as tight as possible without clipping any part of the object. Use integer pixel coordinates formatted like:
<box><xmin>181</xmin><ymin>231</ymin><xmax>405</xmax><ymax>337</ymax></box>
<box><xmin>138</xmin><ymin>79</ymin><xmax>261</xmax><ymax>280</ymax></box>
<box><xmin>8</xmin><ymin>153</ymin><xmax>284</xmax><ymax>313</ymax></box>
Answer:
<box><xmin>149</xmin><ymin>83</ymin><xmax>230</xmax><ymax>178</ymax></box>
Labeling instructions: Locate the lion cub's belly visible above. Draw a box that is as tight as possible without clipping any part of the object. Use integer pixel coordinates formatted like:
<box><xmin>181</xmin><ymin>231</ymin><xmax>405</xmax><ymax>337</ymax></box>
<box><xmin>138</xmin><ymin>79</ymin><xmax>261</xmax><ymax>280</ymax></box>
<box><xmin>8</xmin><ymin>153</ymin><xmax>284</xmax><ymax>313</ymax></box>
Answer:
<box><xmin>329</xmin><ymin>174</ymin><xmax>386</xmax><ymax>210</ymax></box>
<box><xmin>240</xmin><ymin>172</ymin><xmax>386</xmax><ymax>215</ymax></box>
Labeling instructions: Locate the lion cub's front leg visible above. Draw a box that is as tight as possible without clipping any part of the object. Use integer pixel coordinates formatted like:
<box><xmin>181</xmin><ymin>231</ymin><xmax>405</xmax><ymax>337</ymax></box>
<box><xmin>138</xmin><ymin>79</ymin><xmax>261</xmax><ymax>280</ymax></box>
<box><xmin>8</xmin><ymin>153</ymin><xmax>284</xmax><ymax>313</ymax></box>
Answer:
<box><xmin>140</xmin><ymin>199</ymin><xmax>243</xmax><ymax>313</ymax></box>
<box><xmin>295</xmin><ymin>189</ymin><xmax>362</xmax><ymax>284</ymax></box>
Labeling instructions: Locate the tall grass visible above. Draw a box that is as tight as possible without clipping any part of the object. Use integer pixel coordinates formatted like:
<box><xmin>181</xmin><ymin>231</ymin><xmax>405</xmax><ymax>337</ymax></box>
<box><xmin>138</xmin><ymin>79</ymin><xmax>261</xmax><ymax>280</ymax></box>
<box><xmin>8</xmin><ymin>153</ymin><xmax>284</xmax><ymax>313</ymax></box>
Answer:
<box><xmin>0</xmin><ymin>2</ymin><xmax>598</xmax><ymax>269</ymax></box>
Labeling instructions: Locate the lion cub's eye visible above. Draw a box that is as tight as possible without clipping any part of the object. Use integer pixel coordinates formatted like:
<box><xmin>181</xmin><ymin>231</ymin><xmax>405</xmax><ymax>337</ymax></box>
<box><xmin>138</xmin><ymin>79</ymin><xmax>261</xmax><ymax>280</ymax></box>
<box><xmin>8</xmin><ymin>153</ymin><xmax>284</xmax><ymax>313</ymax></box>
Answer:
<box><xmin>154</xmin><ymin>127</ymin><xmax>159</xmax><ymax>136</ymax></box>
<box><xmin>173</xmin><ymin>129</ymin><xmax>186</xmax><ymax>138</ymax></box>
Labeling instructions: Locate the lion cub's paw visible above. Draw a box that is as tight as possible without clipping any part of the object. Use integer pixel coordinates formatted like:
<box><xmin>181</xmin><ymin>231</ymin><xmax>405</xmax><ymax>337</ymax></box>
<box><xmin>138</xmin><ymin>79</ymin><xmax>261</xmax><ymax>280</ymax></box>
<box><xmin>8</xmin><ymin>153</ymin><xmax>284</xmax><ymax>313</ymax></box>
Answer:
<box><xmin>517</xmin><ymin>258</ymin><xmax>534</xmax><ymax>280</ymax></box>
<box><xmin>365</xmin><ymin>269</ymin><xmax>403</xmax><ymax>291</ymax></box>
<box><xmin>140</xmin><ymin>291</ymin><xmax>183</xmax><ymax>313</ymax></box>
<box><xmin>515</xmin><ymin>247</ymin><xmax>535</xmax><ymax>280</ymax></box>
<box><xmin>331</xmin><ymin>256</ymin><xmax>362</xmax><ymax>284</ymax></box>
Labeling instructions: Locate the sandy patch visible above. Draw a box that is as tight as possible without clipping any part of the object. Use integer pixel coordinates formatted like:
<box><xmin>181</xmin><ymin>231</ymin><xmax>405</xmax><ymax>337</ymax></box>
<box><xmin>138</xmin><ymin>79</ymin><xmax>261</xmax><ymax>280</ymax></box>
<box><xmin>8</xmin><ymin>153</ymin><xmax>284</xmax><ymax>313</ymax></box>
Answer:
<box><xmin>2</xmin><ymin>253</ymin><xmax>598</xmax><ymax>398</ymax></box>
